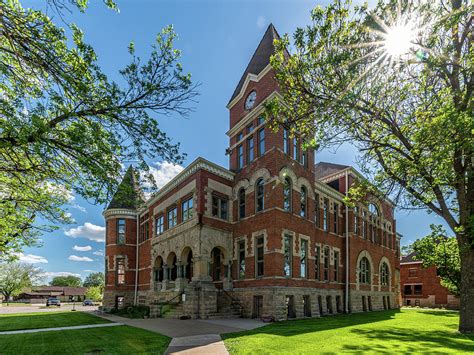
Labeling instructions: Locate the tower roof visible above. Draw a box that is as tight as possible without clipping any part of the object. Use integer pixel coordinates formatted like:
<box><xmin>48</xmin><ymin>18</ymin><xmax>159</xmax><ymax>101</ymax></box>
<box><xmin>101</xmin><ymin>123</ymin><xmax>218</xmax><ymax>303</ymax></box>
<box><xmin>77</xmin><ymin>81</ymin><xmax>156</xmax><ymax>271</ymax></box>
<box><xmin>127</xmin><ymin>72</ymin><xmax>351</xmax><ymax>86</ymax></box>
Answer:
<box><xmin>228</xmin><ymin>23</ymin><xmax>281</xmax><ymax>104</ymax></box>
<box><xmin>106</xmin><ymin>166</ymin><xmax>142</xmax><ymax>210</ymax></box>
<box><xmin>314</xmin><ymin>162</ymin><xmax>350</xmax><ymax>180</ymax></box>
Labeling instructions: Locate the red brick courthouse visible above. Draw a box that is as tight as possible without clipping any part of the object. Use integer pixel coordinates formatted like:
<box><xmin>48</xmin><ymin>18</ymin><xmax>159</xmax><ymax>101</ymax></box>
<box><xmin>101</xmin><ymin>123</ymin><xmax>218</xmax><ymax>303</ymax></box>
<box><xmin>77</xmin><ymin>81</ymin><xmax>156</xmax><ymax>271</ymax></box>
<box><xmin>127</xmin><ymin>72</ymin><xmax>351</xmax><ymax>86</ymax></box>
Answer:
<box><xmin>103</xmin><ymin>25</ymin><xmax>401</xmax><ymax>320</ymax></box>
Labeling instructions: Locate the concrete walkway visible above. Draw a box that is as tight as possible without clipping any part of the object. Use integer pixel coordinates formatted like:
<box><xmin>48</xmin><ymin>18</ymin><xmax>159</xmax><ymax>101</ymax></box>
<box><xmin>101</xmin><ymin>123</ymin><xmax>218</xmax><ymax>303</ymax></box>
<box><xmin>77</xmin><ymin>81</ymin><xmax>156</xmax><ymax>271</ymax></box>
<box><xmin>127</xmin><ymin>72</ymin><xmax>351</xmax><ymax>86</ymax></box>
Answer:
<box><xmin>165</xmin><ymin>334</ymin><xmax>228</xmax><ymax>355</ymax></box>
<box><xmin>96</xmin><ymin>314</ymin><xmax>266</xmax><ymax>354</ymax></box>
<box><xmin>96</xmin><ymin>313</ymin><xmax>265</xmax><ymax>337</ymax></box>
<box><xmin>0</xmin><ymin>322</ymin><xmax>124</xmax><ymax>335</ymax></box>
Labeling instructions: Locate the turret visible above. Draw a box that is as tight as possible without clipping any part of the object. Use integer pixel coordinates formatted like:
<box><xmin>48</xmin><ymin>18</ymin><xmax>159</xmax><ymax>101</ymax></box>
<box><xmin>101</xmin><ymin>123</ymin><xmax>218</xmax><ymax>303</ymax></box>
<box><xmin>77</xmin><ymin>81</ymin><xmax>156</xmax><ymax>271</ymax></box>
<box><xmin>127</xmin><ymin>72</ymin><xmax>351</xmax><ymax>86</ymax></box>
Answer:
<box><xmin>103</xmin><ymin>166</ymin><xmax>142</xmax><ymax>309</ymax></box>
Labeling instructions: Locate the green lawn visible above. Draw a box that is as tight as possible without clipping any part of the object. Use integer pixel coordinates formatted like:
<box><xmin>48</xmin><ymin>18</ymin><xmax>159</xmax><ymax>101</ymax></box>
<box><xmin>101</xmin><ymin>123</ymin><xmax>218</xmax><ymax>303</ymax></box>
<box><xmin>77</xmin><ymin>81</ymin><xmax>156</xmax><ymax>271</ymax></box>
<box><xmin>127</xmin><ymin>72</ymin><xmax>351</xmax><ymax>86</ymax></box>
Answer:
<box><xmin>0</xmin><ymin>311</ymin><xmax>109</xmax><ymax>331</ymax></box>
<box><xmin>223</xmin><ymin>309</ymin><xmax>474</xmax><ymax>354</ymax></box>
<box><xmin>0</xmin><ymin>311</ymin><xmax>171</xmax><ymax>354</ymax></box>
<box><xmin>0</xmin><ymin>326</ymin><xmax>171</xmax><ymax>354</ymax></box>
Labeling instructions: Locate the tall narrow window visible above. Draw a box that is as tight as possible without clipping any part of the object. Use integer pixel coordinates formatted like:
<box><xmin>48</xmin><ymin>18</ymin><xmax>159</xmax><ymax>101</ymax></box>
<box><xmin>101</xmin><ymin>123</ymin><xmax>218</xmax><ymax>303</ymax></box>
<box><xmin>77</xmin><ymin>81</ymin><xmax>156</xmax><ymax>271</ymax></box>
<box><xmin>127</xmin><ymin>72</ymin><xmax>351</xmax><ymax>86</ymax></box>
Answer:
<box><xmin>323</xmin><ymin>247</ymin><xmax>330</xmax><ymax>281</ymax></box>
<box><xmin>182</xmin><ymin>197</ymin><xmax>193</xmax><ymax>222</ymax></box>
<box><xmin>283</xmin><ymin>234</ymin><xmax>293</xmax><ymax>277</ymax></box>
<box><xmin>334</xmin><ymin>251</ymin><xmax>339</xmax><ymax>282</ymax></box>
<box><xmin>333</xmin><ymin>203</ymin><xmax>338</xmax><ymax>234</ymax></box>
<box><xmin>300</xmin><ymin>239</ymin><xmax>308</xmax><ymax>278</ymax></box>
<box><xmin>247</xmin><ymin>124</ymin><xmax>254</xmax><ymax>133</ymax></box>
<box><xmin>359</xmin><ymin>257</ymin><xmax>370</xmax><ymax>284</ymax></box>
<box><xmin>301</xmin><ymin>149</ymin><xmax>307</xmax><ymax>167</ymax></box>
<box><xmin>300</xmin><ymin>187</ymin><xmax>307</xmax><ymax>217</ymax></box>
<box><xmin>283</xmin><ymin>177</ymin><xmax>292</xmax><ymax>212</ymax></box>
<box><xmin>323</xmin><ymin>198</ymin><xmax>329</xmax><ymax>231</ymax></box>
<box><xmin>283</xmin><ymin>129</ymin><xmax>289</xmax><ymax>154</ymax></box>
<box><xmin>380</xmin><ymin>262</ymin><xmax>389</xmax><ymax>286</ymax></box>
<box><xmin>247</xmin><ymin>136</ymin><xmax>254</xmax><ymax>163</ymax></box>
<box><xmin>116</xmin><ymin>258</ymin><xmax>125</xmax><ymax>285</ymax></box>
<box><xmin>255</xmin><ymin>236</ymin><xmax>264</xmax><ymax>277</ymax></box>
<box><xmin>117</xmin><ymin>219</ymin><xmax>126</xmax><ymax>244</ymax></box>
<box><xmin>155</xmin><ymin>215</ymin><xmax>164</xmax><ymax>236</ymax></box>
<box><xmin>212</xmin><ymin>196</ymin><xmax>228</xmax><ymax>220</ymax></box>
<box><xmin>258</xmin><ymin>128</ymin><xmax>265</xmax><ymax>156</ymax></box>
<box><xmin>238</xmin><ymin>188</ymin><xmax>246</xmax><ymax>219</ymax></box>
<box><xmin>292</xmin><ymin>137</ymin><xmax>299</xmax><ymax>161</ymax></box>
<box><xmin>139</xmin><ymin>214</ymin><xmax>149</xmax><ymax>242</ymax></box>
<box><xmin>256</xmin><ymin>178</ymin><xmax>264</xmax><ymax>212</ymax></box>
<box><xmin>167</xmin><ymin>207</ymin><xmax>177</xmax><ymax>228</ymax></box>
<box><xmin>362</xmin><ymin>211</ymin><xmax>368</xmax><ymax>238</ymax></box>
<box><xmin>315</xmin><ymin>246</ymin><xmax>321</xmax><ymax>280</ymax></box>
<box><xmin>237</xmin><ymin>144</ymin><xmax>244</xmax><ymax>169</ymax></box>
<box><xmin>315</xmin><ymin>194</ymin><xmax>320</xmax><ymax>227</ymax></box>
<box><xmin>354</xmin><ymin>206</ymin><xmax>359</xmax><ymax>235</ymax></box>
<box><xmin>258</xmin><ymin>116</ymin><xmax>265</xmax><ymax>125</ymax></box>
<box><xmin>238</xmin><ymin>240</ymin><xmax>246</xmax><ymax>279</ymax></box>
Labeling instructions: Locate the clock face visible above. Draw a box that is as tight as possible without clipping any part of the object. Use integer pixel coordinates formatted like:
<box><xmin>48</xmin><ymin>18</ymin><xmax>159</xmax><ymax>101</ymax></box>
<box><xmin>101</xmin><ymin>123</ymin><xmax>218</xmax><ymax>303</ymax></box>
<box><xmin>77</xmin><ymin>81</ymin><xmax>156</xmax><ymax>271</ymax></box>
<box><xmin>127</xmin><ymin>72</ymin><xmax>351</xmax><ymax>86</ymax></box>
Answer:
<box><xmin>245</xmin><ymin>90</ymin><xmax>257</xmax><ymax>110</ymax></box>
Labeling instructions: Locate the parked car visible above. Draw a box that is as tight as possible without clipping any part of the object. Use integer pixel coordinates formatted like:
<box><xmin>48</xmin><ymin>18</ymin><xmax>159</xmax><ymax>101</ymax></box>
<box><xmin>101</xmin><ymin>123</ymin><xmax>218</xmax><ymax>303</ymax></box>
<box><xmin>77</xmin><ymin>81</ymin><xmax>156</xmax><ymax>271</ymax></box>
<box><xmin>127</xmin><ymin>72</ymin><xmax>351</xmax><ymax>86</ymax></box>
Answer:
<box><xmin>46</xmin><ymin>298</ymin><xmax>61</xmax><ymax>307</ymax></box>
<box><xmin>82</xmin><ymin>299</ymin><xmax>94</xmax><ymax>306</ymax></box>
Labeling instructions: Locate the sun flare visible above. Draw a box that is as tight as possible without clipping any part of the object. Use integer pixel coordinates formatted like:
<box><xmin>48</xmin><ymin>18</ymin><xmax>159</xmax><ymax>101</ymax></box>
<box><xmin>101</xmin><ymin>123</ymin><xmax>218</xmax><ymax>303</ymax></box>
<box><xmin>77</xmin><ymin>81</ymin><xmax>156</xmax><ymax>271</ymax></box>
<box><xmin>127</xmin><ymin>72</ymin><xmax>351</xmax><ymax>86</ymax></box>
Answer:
<box><xmin>383</xmin><ymin>23</ymin><xmax>415</xmax><ymax>57</ymax></box>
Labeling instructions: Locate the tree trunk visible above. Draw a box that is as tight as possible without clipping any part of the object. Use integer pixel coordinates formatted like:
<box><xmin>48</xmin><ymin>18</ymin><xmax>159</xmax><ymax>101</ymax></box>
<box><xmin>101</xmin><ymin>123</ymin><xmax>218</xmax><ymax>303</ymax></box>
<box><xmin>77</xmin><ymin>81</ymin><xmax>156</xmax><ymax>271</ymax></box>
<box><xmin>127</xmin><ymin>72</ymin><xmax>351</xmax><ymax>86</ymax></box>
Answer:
<box><xmin>459</xmin><ymin>242</ymin><xmax>474</xmax><ymax>333</ymax></box>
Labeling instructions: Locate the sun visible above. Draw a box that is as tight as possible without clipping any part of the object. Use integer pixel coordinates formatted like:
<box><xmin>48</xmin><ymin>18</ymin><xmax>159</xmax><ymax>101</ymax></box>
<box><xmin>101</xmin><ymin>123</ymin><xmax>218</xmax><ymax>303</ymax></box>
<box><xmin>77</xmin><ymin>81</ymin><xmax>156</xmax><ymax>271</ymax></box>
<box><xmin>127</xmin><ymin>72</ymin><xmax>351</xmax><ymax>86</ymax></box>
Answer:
<box><xmin>383</xmin><ymin>22</ymin><xmax>415</xmax><ymax>57</ymax></box>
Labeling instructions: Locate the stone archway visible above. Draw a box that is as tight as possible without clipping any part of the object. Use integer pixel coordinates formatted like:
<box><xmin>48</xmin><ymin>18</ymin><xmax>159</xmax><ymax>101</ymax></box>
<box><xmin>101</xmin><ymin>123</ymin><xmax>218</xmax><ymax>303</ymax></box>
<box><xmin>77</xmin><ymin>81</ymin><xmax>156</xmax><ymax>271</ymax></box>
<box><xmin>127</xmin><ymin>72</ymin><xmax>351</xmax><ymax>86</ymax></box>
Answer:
<box><xmin>153</xmin><ymin>256</ymin><xmax>164</xmax><ymax>283</ymax></box>
<box><xmin>210</xmin><ymin>247</ymin><xmax>225</xmax><ymax>282</ymax></box>
<box><xmin>181</xmin><ymin>247</ymin><xmax>194</xmax><ymax>281</ymax></box>
<box><xmin>167</xmin><ymin>252</ymin><xmax>177</xmax><ymax>281</ymax></box>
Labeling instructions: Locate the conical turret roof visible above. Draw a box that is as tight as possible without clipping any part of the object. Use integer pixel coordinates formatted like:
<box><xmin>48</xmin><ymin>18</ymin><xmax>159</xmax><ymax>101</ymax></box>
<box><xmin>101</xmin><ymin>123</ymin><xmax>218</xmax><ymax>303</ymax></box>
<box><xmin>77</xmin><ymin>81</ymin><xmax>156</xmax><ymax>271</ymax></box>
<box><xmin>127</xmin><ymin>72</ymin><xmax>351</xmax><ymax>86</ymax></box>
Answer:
<box><xmin>106</xmin><ymin>166</ymin><xmax>142</xmax><ymax>210</ymax></box>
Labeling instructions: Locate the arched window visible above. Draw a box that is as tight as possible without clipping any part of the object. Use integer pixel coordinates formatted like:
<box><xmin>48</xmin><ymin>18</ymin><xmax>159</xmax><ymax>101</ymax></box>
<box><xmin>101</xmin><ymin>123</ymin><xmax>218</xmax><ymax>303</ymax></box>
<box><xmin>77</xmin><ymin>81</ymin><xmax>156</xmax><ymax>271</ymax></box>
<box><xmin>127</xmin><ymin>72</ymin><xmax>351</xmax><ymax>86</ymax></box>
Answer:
<box><xmin>380</xmin><ymin>262</ymin><xmax>390</xmax><ymax>286</ymax></box>
<box><xmin>368</xmin><ymin>203</ymin><xmax>380</xmax><ymax>216</ymax></box>
<box><xmin>300</xmin><ymin>186</ymin><xmax>307</xmax><ymax>217</ymax></box>
<box><xmin>283</xmin><ymin>177</ymin><xmax>292</xmax><ymax>212</ymax></box>
<box><xmin>359</xmin><ymin>257</ymin><xmax>371</xmax><ymax>284</ymax></box>
<box><xmin>238</xmin><ymin>188</ymin><xmax>246</xmax><ymax>219</ymax></box>
<box><xmin>256</xmin><ymin>178</ymin><xmax>264</xmax><ymax>212</ymax></box>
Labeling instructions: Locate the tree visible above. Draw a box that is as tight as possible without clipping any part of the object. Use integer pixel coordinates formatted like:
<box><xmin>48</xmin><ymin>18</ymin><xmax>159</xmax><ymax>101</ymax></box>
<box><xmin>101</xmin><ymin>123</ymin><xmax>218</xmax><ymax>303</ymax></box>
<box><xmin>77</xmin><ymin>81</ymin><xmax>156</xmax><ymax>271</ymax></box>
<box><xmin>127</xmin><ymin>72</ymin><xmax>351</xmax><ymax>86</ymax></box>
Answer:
<box><xmin>267</xmin><ymin>0</ymin><xmax>473</xmax><ymax>331</ymax></box>
<box><xmin>50</xmin><ymin>275</ymin><xmax>82</xmax><ymax>287</ymax></box>
<box><xmin>0</xmin><ymin>262</ymin><xmax>43</xmax><ymax>302</ymax></box>
<box><xmin>0</xmin><ymin>0</ymin><xmax>198</xmax><ymax>256</ymax></box>
<box><xmin>406</xmin><ymin>225</ymin><xmax>461</xmax><ymax>296</ymax></box>
<box><xmin>85</xmin><ymin>285</ymin><xmax>103</xmax><ymax>302</ymax></box>
<box><xmin>83</xmin><ymin>272</ymin><xmax>104</xmax><ymax>288</ymax></box>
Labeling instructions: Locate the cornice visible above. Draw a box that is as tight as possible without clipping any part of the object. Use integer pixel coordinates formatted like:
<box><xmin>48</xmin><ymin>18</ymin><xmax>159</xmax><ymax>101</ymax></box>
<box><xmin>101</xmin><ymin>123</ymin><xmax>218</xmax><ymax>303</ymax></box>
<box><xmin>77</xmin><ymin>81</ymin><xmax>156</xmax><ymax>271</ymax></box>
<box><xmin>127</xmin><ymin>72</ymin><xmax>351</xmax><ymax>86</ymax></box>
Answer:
<box><xmin>145</xmin><ymin>157</ymin><xmax>234</xmax><ymax>208</ymax></box>
<box><xmin>226</xmin><ymin>64</ymin><xmax>273</xmax><ymax>110</ymax></box>
<box><xmin>103</xmin><ymin>208</ymin><xmax>137</xmax><ymax>219</ymax></box>
<box><xmin>314</xmin><ymin>180</ymin><xmax>345</xmax><ymax>201</ymax></box>
<box><xmin>319</xmin><ymin>167</ymin><xmax>396</xmax><ymax>207</ymax></box>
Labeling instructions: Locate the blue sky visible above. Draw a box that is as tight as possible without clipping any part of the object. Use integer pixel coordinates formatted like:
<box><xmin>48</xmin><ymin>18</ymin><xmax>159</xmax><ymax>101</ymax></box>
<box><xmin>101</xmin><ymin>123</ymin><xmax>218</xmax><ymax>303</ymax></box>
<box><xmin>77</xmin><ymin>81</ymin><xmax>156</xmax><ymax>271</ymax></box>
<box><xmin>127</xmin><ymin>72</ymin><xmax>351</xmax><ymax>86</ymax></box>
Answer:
<box><xmin>19</xmin><ymin>0</ymin><xmax>449</xmax><ymax>283</ymax></box>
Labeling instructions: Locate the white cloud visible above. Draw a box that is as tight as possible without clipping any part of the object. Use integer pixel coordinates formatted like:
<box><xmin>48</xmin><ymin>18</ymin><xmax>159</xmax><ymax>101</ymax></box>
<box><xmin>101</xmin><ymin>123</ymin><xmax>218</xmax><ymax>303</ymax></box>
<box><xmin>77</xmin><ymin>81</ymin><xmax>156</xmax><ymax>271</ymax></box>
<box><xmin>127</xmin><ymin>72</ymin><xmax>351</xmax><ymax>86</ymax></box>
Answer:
<box><xmin>148</xmin><ymin>161</ymin><xmax>184</xmax><ymax>189</ymax></box>
<box><xmin>68</xmin><ymin>255</ymin><xmax>93</xmax><ymax>262</ymax></box>
<box><xmin>15</xmin><ymin>252</ymin><xmax>48</xmax><ymax>264</ymax></box>
<box><xmin>93</xmin><ymin>249</ymin><xmax>104</xmax><ymax>256</ymax></box>
<box><xmin>71</xmin><ymin>204</ymin><xmax>87</xmax><ymax>213</ymax></box>
<box><xmin>73</xmin><ymin>245</ymin><xmax>92</xmax><ymax>252</ymax></box>
<box><xmin>257</xmin><ymin>16</ymin><xmax>266</xmax><ymax>29</ymax></box>
<box><xmin>40</xmin><ymin>271</ymin><xmax>81</xmax><ymax>281</ymax></box>
<box><xmin>83</xmin><ymin>269</ymin><xmax>98</xmax><ymax>273</ymax></box>
<box><xmin>65</xmin><ymin>222</ymin><xmax>105</xmax><ymax>242</ymax></box>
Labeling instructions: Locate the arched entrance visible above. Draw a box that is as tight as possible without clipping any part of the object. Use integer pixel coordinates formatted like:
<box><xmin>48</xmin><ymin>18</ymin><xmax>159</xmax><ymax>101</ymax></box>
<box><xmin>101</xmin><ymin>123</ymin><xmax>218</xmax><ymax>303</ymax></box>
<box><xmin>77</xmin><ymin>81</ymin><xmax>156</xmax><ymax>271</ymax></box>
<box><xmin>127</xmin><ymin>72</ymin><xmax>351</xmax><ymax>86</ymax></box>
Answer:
<box><xmin>167</xmin><ymin>252</ymin><xmax>177</xmax><ymax>281</ymax></box>
<box><xmin>211</xmin><ymin>247</ymin><xmax>225</xmax><ymax>282</ymax></box>
<box><xmin>181</xmin><ymin>247</ymin><xmax>193</xmax><ymax>281</ymax></box>
<box><xmin>153</xmin><ymin>256</ymin><xmax>164</xmax><ymax>282</ymax></box>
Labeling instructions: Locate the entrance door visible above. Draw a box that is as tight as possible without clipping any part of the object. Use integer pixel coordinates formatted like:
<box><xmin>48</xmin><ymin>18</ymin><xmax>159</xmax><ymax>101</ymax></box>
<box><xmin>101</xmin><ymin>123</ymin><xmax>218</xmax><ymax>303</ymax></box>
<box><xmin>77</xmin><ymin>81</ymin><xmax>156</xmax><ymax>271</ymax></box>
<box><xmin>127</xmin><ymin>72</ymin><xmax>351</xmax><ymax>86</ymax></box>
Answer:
<box><xmin>253</xmin><ymin>296</ymin><xmax>263</xmax><ymax>319</ymax></box>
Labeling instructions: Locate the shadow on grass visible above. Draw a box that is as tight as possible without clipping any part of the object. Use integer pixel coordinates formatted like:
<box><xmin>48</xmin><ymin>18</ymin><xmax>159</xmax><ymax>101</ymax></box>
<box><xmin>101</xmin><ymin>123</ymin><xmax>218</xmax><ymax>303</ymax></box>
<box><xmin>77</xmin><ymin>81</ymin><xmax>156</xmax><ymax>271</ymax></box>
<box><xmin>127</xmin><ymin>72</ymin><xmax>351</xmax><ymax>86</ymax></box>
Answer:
<box><xmin>224</xmin><ymin>309</ymin><xmax>401</xmax><ymax>339</ymax></box>
<box><xmin>223</xmin><ymin>310</ymin><xmax>473</xmax><ymax>353</ymax></box>
<box><xmin>343</xmin><ymin>328</ymin><xmax>474</xmax><ymax>353</ymax></box>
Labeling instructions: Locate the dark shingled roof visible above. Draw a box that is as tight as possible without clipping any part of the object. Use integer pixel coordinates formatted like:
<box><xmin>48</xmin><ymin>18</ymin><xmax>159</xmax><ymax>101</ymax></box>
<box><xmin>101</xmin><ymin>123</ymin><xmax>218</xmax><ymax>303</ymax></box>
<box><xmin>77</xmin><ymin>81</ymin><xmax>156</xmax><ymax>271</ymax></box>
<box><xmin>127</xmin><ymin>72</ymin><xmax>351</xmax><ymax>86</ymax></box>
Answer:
<box><xmin>400</xmin><ymin>252</ymin><xmax>420</xmax><ymax>263</ymax></box>
<box><xmin>106</xmin><ymin>166</ymin><xmax>142</xmax><ymax>210</ymax></box>
<box><xmin>228</xmin><ymin>23</ymin><xmax>281</xmax><ymax>104</ymax></box>
<box><xmin>314</xmin><ymin>162</ymin><xmax>350</xmax><ymax>180</ymax></box>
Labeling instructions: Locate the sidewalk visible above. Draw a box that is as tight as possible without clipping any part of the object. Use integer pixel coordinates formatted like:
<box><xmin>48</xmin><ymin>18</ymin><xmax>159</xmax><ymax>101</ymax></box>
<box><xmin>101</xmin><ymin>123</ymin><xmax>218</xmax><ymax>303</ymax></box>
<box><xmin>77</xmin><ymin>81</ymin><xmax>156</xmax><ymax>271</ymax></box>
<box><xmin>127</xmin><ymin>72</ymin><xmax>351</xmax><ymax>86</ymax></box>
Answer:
<box><xmin>0</xmin><ymin>322</ymin><xmax>124</xmax><ymax>335</ymax></box>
